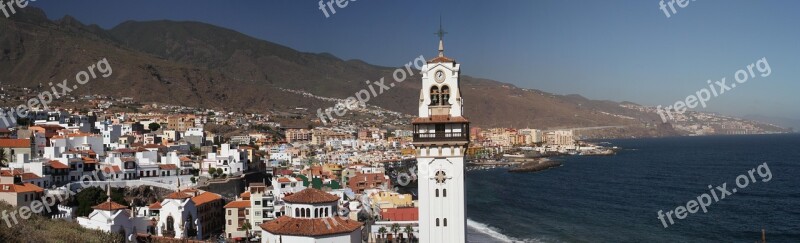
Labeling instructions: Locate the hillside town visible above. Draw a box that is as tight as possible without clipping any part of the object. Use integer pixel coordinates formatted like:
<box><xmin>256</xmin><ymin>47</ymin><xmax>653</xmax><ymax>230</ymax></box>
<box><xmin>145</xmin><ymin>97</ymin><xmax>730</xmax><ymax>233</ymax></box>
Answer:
<box><xmin>0</xmin><ymin>89</ymin><xmax>599</xmax><ymax>242</ymax></box>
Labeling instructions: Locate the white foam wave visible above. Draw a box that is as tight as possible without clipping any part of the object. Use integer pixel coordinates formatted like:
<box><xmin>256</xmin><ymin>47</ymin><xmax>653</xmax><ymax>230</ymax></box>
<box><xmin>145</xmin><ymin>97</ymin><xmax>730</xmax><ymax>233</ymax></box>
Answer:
<box><xmin>466</xmin><ymin>219</ymin><xmax>545</xmax><ymax>243</ymax></box>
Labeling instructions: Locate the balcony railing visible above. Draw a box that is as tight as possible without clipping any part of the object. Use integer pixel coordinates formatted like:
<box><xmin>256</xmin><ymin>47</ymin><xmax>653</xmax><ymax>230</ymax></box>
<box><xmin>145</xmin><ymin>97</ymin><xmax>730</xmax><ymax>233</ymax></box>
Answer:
<box><xmin>413</xmin><ymin>132</ymin><xmax>469</xmax><ymax>142</ymax></box>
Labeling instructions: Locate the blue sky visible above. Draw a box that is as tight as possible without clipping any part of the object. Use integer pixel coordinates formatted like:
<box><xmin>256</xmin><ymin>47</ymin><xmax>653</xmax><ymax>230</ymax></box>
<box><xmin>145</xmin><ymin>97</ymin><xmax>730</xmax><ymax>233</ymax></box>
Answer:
<box><xmin>32</xmin><ymin>0</ymin><xmax>800</xmax><ymax>120</ymax></box>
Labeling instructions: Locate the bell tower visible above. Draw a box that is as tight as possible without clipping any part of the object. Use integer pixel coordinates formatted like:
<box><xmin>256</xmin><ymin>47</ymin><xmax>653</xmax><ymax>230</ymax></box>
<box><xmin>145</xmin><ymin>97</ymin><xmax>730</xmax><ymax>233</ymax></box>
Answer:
<box><xmin>413</xmin><ymin>20</ymin><xmax>469</xmax><ymax>243</ymax></box>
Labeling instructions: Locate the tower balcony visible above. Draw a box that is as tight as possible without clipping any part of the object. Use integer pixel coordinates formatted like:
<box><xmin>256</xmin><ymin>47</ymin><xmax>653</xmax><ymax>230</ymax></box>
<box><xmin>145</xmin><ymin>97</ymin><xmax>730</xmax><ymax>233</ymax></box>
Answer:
<box><xmin>412</xmin><ymin>115</ymin><xmax>470</xmax><ymax>143</ymax></box>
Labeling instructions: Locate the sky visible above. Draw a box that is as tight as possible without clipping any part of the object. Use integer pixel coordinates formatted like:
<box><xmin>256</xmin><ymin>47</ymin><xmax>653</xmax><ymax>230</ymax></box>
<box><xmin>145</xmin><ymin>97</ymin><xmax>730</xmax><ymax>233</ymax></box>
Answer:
<box><xmin>31</xmin><ymin>0</ymin><xmax>800</xmax><ymax>121</ymax></box>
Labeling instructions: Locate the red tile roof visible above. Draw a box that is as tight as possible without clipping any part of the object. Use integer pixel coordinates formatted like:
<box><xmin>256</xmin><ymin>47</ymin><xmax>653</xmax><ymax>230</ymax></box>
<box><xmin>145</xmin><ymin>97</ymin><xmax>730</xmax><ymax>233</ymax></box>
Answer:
<box><xmin>21</xmin><ymin>172</ymin><xmax>41</xmax><ymax>180</ymax></box>
<box><xmin>191</xmin><ymin>192</ymin><xmax>222</xmax><ymax>206</ymax></box>
<box><xmin>0</xmin><ymin>183</ymin><xmax>44</xmax><ymax>193</ymax></box>
<box><xmin>0</xmin><ymin>139</ymin><xmax>29</xmax><ymax>148</ymax></box>
<box><xmin>412</xmin><ymin>115</ymin><xmax>469</xmax><ymax>124</ymax></box>
<box><xmin>165</xmin><ymin>191</ymin><xmax>193</xmax><ymax>200</ymax></box>
<box><xmin>259</xmin><ymin>216</ymin><xmax>362</xmax><ymax>237</ymax></box>
<box><xmin>113</xmin><ymin>148</ymin><xmax>137</xmax><ymax>153</ymax></box>
<box><xmin>92</xmin><ymin>201</ymin><xmax>128</xmax><ymax>211</ymax></box>
<box><xmin>223</xmin><ymin>200</ymin><xmax>251</xmax><ymax>209</ymax></box>
<box><xmin>49</xmin><ymin>161</ymin><xmax>69</xmax><ymax>169</ymax></box>
<box><xmin>102</xmin><ymin>166</ymin><xmax>122</xmax><ymax>174</ymax></box>
<box><xmin>427</xmin><ymin>56</ymin><xmax>455</xmax><ymax>63</ymax></box>
<box><xmin>0</xmin><ymin>169</ymin><xmax>22</xmax><ymax>176</ymax></box>
<box><xmin>381</xmin><ymin>207</ymin><xmax>419</xmax><ymax>221</ymax></box>
<box><xmin>283</xmin><ymin>188</ymin><xmax>339</xmax><ymax>204</ymax></box>
<box><xmin>158</xmin><ymin>164</ymin><xmax>179</xmax><ymax>170</ymax></box>
<box><xmin>149</xmin><ymin>201</ymin><xmax>162</xmax><ymax>209</ymax></box>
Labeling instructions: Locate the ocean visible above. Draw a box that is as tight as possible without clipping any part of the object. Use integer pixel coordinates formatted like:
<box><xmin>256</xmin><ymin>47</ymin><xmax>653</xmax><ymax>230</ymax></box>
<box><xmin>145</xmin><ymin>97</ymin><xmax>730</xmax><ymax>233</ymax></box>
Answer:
<box><xmin>465</xmin><ymin>134</ymin><xmax>800</xmax><ymax>242</ymax></box>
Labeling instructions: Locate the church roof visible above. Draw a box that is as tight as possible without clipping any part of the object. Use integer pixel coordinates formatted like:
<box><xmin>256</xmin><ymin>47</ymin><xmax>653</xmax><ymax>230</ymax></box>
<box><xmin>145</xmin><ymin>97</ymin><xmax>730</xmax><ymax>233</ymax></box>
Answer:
<box><xmin>92</xmin><ymin>201</ymin><xmax>128</xmax><ymax>211</ymax></box>
<box><xmin>283</xmin><ymin>188</ymin><xmax>339</xmax><ymax>204</ymax></box>
<box><xmin>427</xmin><ymin>56</ymin><xmax>455</xmax><ymax>64</ymax></box>
<box><xmin>149</xmin><ymin>201</ymin><xmax>162</xmax><ymax>209</ymax></box>
<box><xmin>165</xmin><ymin>191</ymin><xmax>193</xmax><ymax>200</ymax></box>
<box><xmin>259</xmin><ymin>216</ymin><xmax>362</xmax><ymax>237</ymax></box>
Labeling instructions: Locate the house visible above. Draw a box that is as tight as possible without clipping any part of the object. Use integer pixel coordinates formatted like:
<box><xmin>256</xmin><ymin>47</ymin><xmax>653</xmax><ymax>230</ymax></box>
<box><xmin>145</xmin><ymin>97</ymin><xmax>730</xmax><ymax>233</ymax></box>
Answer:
<box><xmin>347</xmin><ymin>173</ymin><xmax>391</xmax><ymax>194</ymax></box>
<box><xmin>201</xmin><ymin>144</ymin><xmax>246</xmax><ymax>176</ymax></box>
<box><xmin>0</xmin><ymin>139</ymin><xmax>31</xmax><ymax>163</ymax></box>
<box><xmin>77</xmin><ymin>194</ymin><xmax>134</xmax><ymax>238</ymax></box>
<box><xmin>0</xmin><ymin>174</ymin><xmax>44</xmax><ymax>208</ymax></box>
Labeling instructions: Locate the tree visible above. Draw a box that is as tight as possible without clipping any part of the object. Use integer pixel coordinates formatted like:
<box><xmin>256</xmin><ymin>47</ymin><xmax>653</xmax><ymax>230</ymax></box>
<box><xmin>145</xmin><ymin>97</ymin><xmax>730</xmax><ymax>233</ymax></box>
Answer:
<box><xmin>242</xmin><ymin>222</ymin><xmax>252</xmax><ymax>238</ymax></box>
<box><xmin>390</xmin><ymin>223</ymin><xmax>401</xmax><ymax>242</ymax></box>
<box><xmin>378</xmin><ymin>227</ymin><xmax>388</xmax><ymax>241</ymax></box>
<box><xmin>73</xmin><ymin>187</ymin><xmax>128</xmax><ymax>216</ymax></box>
<box><xmin>148</xmin><ymin>123</ymin><xmax>161</xmax><ymax>132</ymax></box>
<box><xmin>404</xmin><ymin>225</ymin><xmax>415</xmax><ymax>243</ymax></box>
<box><xmin>0</xmin><ymin>149</ymin><xmax>8</xmax><ymax>167</ymax></box>
<box><xmin>208</xmin><ymin>168</ymin><xmax>217</xmax><ymax>178</ymax></box>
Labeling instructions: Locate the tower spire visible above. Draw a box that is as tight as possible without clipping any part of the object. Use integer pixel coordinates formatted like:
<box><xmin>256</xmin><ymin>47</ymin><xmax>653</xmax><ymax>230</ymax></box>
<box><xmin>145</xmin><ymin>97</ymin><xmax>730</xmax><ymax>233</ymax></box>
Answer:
<box><xmin>106</xmin><ymin>182</ymin><xmax>111</xmax><ymax>203</ymax></box>
<box><xmin>436</xmin><ymin>16</ymin><xmax>447</xmax><ymax>58</ymax></box>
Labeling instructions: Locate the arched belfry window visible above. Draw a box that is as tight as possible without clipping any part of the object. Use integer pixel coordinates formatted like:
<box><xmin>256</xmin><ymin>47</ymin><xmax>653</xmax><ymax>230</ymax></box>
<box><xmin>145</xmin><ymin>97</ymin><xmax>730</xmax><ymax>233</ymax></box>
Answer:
<box><xmin>430</xmin><ymin>86</ymin><xmax>440</xmax><ymax>105</ymax></box>
<box><xmin>441</xmin><ymin>85</ymin><xmax>450</xmax><ymax>105</ymax></box>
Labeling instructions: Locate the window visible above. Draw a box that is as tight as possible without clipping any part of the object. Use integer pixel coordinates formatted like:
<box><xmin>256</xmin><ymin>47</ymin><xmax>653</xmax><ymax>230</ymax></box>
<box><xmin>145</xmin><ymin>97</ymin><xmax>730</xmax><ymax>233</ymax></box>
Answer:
<box><xmin>430</xmin><ymin>86</ymin><xmax>440</xmax><ymax>105</ymax></box>
<box><xmin>228</xmin><ymin>210</ymin><xmax>231</xmax><ymax>216</ymax></box>
<box><xmin>435</xmin><ymin>189</ymin><xmax>439</xmax><ymax>197</ymax></box>
<box><xmin>444</xmin><ymin>218</ymin><xmax>448</xmax><ymax>226</ymax></box>
<box><xmin>255</xmin><ymin>211</ymin><xmax>261</xmax><ymax>216</ymax></box>
<box><xmin>255</xmin><ymin>201</ymin><xmax>261</xmax><ymax>205</ymax></box>
<box><xmin>443</xmin><ymin>189</ymin><xmax>447</xmax><ymax>197</ymax></box>
<box><xmin>227</xmin><ymin>220</ymin><xmax>231</xmax><ymax>225</ymax></box>
<box><xmin>436</xmin><ymin>218</ymin><xmax>440</xmax><ymax>226</ymax></box>
<box><xmin>441</xmin><ymin>85</ymin><xmax>450</xmax><ymax>105</ymax></box>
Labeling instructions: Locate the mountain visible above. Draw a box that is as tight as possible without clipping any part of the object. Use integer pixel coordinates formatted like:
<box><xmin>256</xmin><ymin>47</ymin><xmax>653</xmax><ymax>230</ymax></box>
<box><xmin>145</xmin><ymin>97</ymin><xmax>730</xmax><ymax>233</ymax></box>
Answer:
<box><xmin>743</xmin><ymin>115</ymin><xmax>799</xmax><ymax>132</ymax></box>
<box><xmin>0</xmin><ymin>7</ymin><xmax>775</xmax><ymax>136</ymax></box>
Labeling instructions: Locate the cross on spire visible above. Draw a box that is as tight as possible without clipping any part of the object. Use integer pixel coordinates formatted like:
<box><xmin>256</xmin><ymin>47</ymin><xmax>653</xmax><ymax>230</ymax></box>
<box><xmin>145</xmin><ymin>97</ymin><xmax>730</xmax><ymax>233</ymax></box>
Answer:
<box><xmin>436</xmin><ymin>16</ymin><xmax>447</xmax><ymax>57</ymax></box>
<box><xmin>436</xmin><ymin>16</ymin><xmax>448</xmax><ymax>40</ymax></box>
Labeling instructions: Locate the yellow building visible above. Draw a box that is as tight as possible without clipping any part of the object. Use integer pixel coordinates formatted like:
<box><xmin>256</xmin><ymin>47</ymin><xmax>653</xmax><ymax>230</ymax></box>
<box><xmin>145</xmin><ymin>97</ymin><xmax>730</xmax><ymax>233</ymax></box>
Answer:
<box><xmin>369</xmin><ymin>190</ymin><xmax>414</xmax><ymax>209</ymax></box>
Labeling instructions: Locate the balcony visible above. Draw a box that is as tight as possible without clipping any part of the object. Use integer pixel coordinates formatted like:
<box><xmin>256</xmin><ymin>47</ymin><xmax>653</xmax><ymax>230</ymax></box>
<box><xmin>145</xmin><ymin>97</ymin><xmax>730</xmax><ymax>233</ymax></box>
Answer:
<box><xmin>412</xmin><ymin>122</ymin><xmax>469</xmax><ymax>143</ymax></box>
<box><xmin>413</xmin><ymin>131</ymin><xmax>469</xmax><ymax>143</ymax></box>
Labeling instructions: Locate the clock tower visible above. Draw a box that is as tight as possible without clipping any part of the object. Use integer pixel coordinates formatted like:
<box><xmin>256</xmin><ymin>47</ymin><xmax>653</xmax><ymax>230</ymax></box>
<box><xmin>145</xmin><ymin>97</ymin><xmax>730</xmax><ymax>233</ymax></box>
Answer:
<box><xmin>413</xmin><ymin>22</ymin><xmax>469</xmax><ymax>243</ymax></box>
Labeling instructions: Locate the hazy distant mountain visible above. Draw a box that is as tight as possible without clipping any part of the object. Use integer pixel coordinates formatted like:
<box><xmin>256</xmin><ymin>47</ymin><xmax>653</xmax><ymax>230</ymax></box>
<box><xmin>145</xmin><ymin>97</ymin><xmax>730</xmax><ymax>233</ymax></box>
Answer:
<box><xmin>743</xmin><ymin>115</ymin><xmax>799</xmax><ymax>132</ymax></box>
<box><xmin>0</xmin><ymin>7</ymin><xmax>760</xmax><ymax>135</ymax></box>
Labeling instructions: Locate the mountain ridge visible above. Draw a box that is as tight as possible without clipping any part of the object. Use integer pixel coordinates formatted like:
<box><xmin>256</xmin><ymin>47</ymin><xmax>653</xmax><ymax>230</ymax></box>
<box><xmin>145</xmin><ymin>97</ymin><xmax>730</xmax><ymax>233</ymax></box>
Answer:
<box><xmin>0</xmin><ymin>7</ymin><xmax>782</xmax><ymax>136</ymax></box>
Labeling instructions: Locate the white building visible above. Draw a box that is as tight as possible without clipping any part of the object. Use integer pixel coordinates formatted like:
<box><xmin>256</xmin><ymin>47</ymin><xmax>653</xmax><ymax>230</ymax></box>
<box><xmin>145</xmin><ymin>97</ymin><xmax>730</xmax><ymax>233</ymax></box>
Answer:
<box><xmin>259</xmin><ymin>188</ymin><xmax>362</xmax><ymax>243</ymax></box>
<box><xmin>77</xmin><ymin>187</ymin><xmax>142</xmax><ymax>241</ymax></box>
<box><xmin>412</xmin><ymin>32</ymin><xmax>469</xmax><ymax>242</ymax></box>
<box><xmin>201</xmin><ymin>144</ymin><xmax>247</xmax><ymax>176</ymax></box>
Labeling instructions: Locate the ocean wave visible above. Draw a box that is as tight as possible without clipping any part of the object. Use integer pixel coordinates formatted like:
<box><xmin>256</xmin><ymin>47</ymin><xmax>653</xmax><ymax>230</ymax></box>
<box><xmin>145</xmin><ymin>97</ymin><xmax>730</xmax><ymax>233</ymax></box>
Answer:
<box><xmin>466</xmin><ymin>219</ymin><xmax>545</xmax><ymax>243</ymax></box>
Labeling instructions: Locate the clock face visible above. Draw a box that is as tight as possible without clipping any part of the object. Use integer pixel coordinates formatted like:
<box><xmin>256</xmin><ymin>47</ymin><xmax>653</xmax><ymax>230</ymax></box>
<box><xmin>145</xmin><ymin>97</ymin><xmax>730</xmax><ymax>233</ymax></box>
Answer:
<box><xmin>434</xmin><ymin>70</ymin><xmax>445</xmax><ymax>83</ymax></box>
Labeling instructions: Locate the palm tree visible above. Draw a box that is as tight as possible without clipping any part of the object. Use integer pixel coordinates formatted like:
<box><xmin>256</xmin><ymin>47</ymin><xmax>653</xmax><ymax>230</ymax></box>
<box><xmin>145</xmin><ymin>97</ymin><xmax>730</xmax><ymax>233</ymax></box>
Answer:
<box><xmin>404</xmin><ymin>225</ymin><xmax>415</xmax><ymax>243</ymax></box>
<box><xmin>378</xmin><ymin>226</ymin><xmax>388</xmax><ymax>242</ymax></box>
<box><xmin>242</xmin><ymin>222</ymin><xmax>252</xmax><ymax>239</ymax></box>
<box><xmin>390</xmin><ymin>223</ymin><xmax>401</xmax><ymax>242</ymax></box>
<box><xmin>0</xmin><ymin>149</ymin><xmax>8</xmax><ymax>167</ymax></box>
